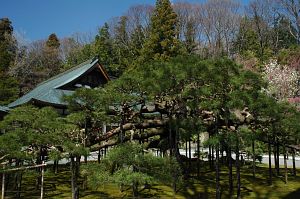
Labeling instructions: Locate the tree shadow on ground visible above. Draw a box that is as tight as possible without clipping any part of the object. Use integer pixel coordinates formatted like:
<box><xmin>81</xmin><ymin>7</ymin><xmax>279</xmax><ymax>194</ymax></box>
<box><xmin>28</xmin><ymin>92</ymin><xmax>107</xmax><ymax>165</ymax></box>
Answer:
<box><xmin>283</xmin><ymin>188</ymin><xmax>300</xmax><ymax>199</ymax></box>
<box><xmin>182</xmin><ymin>183</ymin><xmax>209</xmax><ymax>199</ymax></box>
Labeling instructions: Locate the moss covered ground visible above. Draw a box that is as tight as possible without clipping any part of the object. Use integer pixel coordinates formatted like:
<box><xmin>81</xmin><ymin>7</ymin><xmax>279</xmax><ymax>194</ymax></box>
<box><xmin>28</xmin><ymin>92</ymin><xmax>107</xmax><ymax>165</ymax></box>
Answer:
<box><xmin>2</xmin><ymin>162</ymin><xmax>300</xmax><ymax>199</ymax></box>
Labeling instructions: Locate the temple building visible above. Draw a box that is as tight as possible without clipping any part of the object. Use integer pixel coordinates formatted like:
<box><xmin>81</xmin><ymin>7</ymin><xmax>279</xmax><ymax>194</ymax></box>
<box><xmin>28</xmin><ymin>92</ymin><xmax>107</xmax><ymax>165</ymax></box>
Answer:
<box><xmin>0</xmin><ymin>58</ymin><xmax>110</xmax><ymax>117</ymax></box>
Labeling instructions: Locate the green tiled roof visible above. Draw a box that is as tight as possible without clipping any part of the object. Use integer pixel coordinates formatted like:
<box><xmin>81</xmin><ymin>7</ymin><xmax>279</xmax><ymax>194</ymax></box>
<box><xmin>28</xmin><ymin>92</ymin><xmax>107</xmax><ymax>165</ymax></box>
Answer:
<box><xmin>0</xmin><ymin>106</ymin><xmax>10</xmax><ymax>113</ymax></box>
<box><xmin>8</xmin><ymin>58</ymin><xmax>99</xmax><ymax>108</ymax></box>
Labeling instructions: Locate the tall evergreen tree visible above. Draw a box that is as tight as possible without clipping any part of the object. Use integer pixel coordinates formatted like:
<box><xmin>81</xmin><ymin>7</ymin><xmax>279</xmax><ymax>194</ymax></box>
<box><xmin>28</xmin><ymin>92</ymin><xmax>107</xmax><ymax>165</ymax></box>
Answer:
<box><xmin>130</xmin><ymin>25</ymin><xmax>145</xmax><ymax>58</ymax></box>
<box><xmin>46</xmin><ymin>33</ymin><xmax>60</xmax><ymax>49</ymax></box>
<box><xmin>44</xmin><ymin>33</ymin><xmax>62</xmax><ymax>76</ymax></box>
<box><xmin>184</xmin><ymin>20</ymin><xmax>197</xmax><ymax>54</ymax></box>
<box><xmin>0</xmin><ymin>18</ymin><xmax>15</xmax><ymax>72</ymax></box>
<box><xmin>141</xmin><ymin>0</ymin><xmax>182</xmax><ymax>61</ymax></box>
<box><xmin>94</xmin><ymin>23</ymin><xmax>115</xmax><ymax>75</ymax></box>
<box><xmin>113</xmin><ymin>16</ymin><xmax>131</xmax><ymax>75</ymax></box>
<box><xmin>0</xmin><ymin>18</ymin><xmax>18</xmax><ymax>105</ymax></box>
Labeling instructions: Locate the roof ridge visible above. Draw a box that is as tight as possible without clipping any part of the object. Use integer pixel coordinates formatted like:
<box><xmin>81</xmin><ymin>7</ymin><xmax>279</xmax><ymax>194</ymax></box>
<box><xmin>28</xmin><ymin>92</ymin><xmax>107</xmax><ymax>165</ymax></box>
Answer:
<box><xmin>35</xmin><ymin>58</ymin><xmax>95</xmax><ymax>87</ymax></box>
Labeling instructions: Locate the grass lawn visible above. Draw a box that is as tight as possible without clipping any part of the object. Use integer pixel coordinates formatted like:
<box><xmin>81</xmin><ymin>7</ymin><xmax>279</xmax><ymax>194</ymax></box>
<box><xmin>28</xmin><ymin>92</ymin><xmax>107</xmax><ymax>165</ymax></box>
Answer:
<box><xmin>2</xmin><ymin>162</ymin><xmax>300</xmax><ymax>199</ymax></box>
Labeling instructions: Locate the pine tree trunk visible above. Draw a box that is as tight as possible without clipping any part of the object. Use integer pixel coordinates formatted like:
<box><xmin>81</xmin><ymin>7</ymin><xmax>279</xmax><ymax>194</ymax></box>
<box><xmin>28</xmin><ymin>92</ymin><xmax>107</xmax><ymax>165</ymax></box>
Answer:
<box><xmin>13</xmin><ymin>160</ymin><xmax>20</xmax><ymax>191</ymax></box>
<box><xmin>132</xmin><ymin>182</ymin><xmax>138</xmax><ymax>198</ymax></box>
<box><xmin>268</xmin><ymin>140</ymin><xmax>272</xmax><ymax>185</ymax></box>
<box><xmin>212</xmin><ymin>146</ymin><xmax>215</xmax><ymax>169</ymax></box>
<box><xmin>55</xmin><ymin>160</ymin><xmax>59</xmax><ymax>174</ymax></box>
<box><xmin>221</xmin><ymin>149</ymin><xmax>224</xmax><ymax>164</ymax></box>
<box><xmin>215</xmin><ymin>146</ymin><xmax>221</xmax><ymax>199</ymax></box>
<box><xmin>53</xmin><ymin>160</ymin><xmax>56</xmax><ymax>173</ymax></box>
<box><xmin>292</xmin><ymin>149</ymin><xmax>296</xmax><ymax>176</ymax></box>
<box><xmin>36</xmin><ymin>148</ymin><xmax>43</xmax><ymax>190</ymax></box>
<box><xmin>2</xmin><ymin>165</ymin><xmax>5</xmax><ymax>199</ymax></box>
<box><xmin>16</xmin><ymin>171</ymin><xmax>23</xmax><ymax>199</ymax></box>
<box><xmin>83</xmin><ymin>157</ymin><xmax>88</xmax><ymax>190</ymax></box>
<box><xmin>17</xmin><ymin>172</ymin><xmax>23</xmax><ymax>199</ymax></box>
<box><xmin>185</xmin><ymin>139</ymin><xmax>188</xmax><ymax>170</ymax></box>
<box><xmin>277</xmin><ymin>144</ymin><xmax>280</xmax><ymax>175</ymax></box>
<box><xmin>197</xmin><ymin>132</ymin><xmax>200</xmax><ymax>178</ymax></box>
<box><xmin>274</xmin><ymin>140</ymin><xmax>278</xmax><ymax>176</ymax></box>
<box><xmin>4</xmin><ymin>160</ymin><xmax>12</xmax><ymax>193</ymax></box>
<box><xmin>284</xmin><ymin>146</ymin><xmax>288</xmax><ymax>184</ymax></box>
<box><xmin>188</xmin><ymin>138</ymin><xmax>191</xmax><ymax>171</ymax></box>
<box><xmin>236</xmin><ymin>141</ymin><xmax>241</xmax><ymax>199</ymax></box>
<box><xmin>98</xmin><ymin>149</ymin><xmax>101</xmax><ymax>163</ymax></box>
<box><xmin>209</xmin><ymin>145</ymin><xmax>212</xmax><ymax>170</ymax></box>
<box><xmin>185</xmin><ymin>139</ymin><xmax>188</xmax><ymax>157</ymax></box>
<box><xmin>252</xmin><ymin>140</ymin><xmax>256</xmax><ymax>178</ymax></box>
<box><xmin>228</xmin><ymin>147</ymin><xmax>233</xmax><ymax>196</ymax></box>
<box><xmin>208</xmin><ymin>132</ymin><xmax>212</xmax><ymax>170</ymax></box>
<box><xmin>40</xmin><ymin>161</ymin><xmax>44</xmax><ymax>199</ymax></box>
<box><xmin>71</xmin><ymin>156</ymin><xmax>80</xmax><ymax>199</ymax></box>
<box><xmin>168</xmin><ymin>118</ymin><xmax>173</xmax><ymax>157</ymax></box>
<box><xmin>275</xmin><ymin>143</ymin><xmax>280</xmax><ymax>176</ymax></box>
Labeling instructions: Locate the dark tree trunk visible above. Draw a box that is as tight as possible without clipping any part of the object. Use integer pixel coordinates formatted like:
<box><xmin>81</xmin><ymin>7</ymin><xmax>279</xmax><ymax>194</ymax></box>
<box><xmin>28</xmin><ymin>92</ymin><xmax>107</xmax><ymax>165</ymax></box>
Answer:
<box><xmin>292</xmin><ymin>149</ymin><xmax>296</xmax><ymax>176</ymax></box>
<box><xmin>71</xmin><ymin>156</ymin><xmax>80</xmax><ymax>199</ymax></box>
<box><xmin>36</xmin><ymin>147</ymin><xmax>43</xmax><ymax>190</ymax></box>
<box><xmin>188</xmin><ymin>138</ymin><xmax>191</xmax><ymax>171</ymax></box>
<box><xmin>15</xmin><ymin>172</ymin><xmax>22</xmax><ymax>199</ymax></box>
<box><xmin>284</xmin><ymin>146</ymin><xmax>288</xmax><ymax>184</ymax></box>
<box><xmin>98</xmin><ymin>149</ymin><xmax>101</xmax><ymax>163</ymax></box>
<box><xmin>132</xmin><ymin>181</ymin><xmax>139</xmax><ymax>198</ymax></box>
<box><xmin>40</xmin><ymin>161</ymin><xmax>45</xmax><ymax>199</ymax></box>
<box><xmin>197</xmin><ymin>132</ymin><xmax>200</xmax><ymax>178</ymax></box>
<box><xmin>228</xmin><ymin>147</ymin><xmax>233</xmax><ymax>195</ymax></box>
<box><xmin>168</xmin><ymin>119</ymin><xmax>173</xmax><ymax>157</ymax></box>
<box><xmin>53</xmin><ymin>160</ymin><xmax>59</xmax><ymax>174</ymax></box>
<box><xmin>215</xmin><ymin>146</ymin><xmax>221</xmax><ymax>199</ymax></box>
<box><xmin>236</xmin><ymin>140</ymin><xmax>241</xmax><ymax>199</ymax></box>
<box><xmin>83</xmin><ymin>152</ymin><xmax>88</xmax><ymax>190</ymax></box>
<box><xmin>209</xmin><ymin>145</ymin><xmax>212</xmax><ymax>170</ymax></box>
<box><xmin>268</xmin><ymin>140</ymin><xmax>272</xmax><ymax>185</ymax></box>
<box><xmin>274</xmin><ymin>141</ymin><xmax>278</xmax><ymax>176</ymax></box>
<box><xmin>2</xmin><ymin>165</ymin><xmax>5</xmax><ymax>199</ymax></box>
<box><xmin>212</xmin><ymin>146</ymin><xmax>215</xmax><ymax>169</ymax></box>
<box><xmin>252</xmin><ymin>140</ymin><xmax>256</xmax><ymax>178</ymax></box>
<box><xmin>13</xmin><ymin>159</ymin><xmax>20</xmax><ymax>190</ymax></box>
<box><xmin>221</xmin><ymin>149</ymin><xmax>224</xmax><ymax>164</ymax></box>
<box><xmin>171</xmin><ymin>122</ymin><xmax>181</xmax><ymax>193</ymax></box>
<box><xmin>185</xmin><ymin>139</ymin><xmax>188</xmax><ymax>158</ymax></box>
<box><xmin>208</xmin><ymin>132</ymin><xmax>212</xmax><ymax>170</ymax></box>
<box><xmin>120</xmin><ymin>115</ymin><xmax>125</xmax><ymax>143</ymax></box>
<box><xmin>276</xmin><ymin>143</ymin><xmax>280</xmax><ymax>175</ymax></box>
<box><xmin>5</xmin><ymin>160</ymin><xmax>12</xmax><ymax>192</ymax></box>
<box><xmin>185</xmin><ymin>139</ymin><xmax>188</xmax><ymax>170</ymax></box>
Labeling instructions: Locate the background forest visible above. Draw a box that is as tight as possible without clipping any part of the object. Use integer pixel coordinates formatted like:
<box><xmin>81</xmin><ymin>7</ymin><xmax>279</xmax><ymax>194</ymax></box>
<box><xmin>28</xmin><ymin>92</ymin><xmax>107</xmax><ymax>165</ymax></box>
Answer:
<box><xmin>1</xmin><ymin>0</ymin><xmax>300</xmax><ymax>100</ymax></box>
<box><xmin>1</xmin><ymin>0</ymin><xmax>300</xmax><ymax>199</ymax></box>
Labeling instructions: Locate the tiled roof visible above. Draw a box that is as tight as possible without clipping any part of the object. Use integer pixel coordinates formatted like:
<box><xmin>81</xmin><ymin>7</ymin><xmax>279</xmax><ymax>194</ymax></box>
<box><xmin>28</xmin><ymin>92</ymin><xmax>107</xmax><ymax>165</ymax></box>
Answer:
<box><xmin>8</xmin><ymin>58</ymin><xmax>102</xmax><ymax>108</ymax></box>
<box><xmin>0</xmin><ymin>106</ymin><xmax>10</xmax><ymax>113</ymax></box>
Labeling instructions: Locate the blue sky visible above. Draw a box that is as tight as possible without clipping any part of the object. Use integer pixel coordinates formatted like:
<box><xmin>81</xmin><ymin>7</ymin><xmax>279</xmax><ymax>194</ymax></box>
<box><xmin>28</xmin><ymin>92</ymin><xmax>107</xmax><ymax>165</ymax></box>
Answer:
<box><xmin>1</xmin><ymin>0</ymin><xmax>247</xmax><ymax>42</ymax></box>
